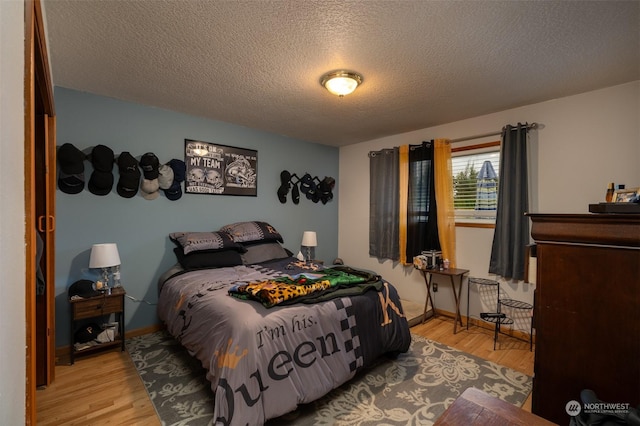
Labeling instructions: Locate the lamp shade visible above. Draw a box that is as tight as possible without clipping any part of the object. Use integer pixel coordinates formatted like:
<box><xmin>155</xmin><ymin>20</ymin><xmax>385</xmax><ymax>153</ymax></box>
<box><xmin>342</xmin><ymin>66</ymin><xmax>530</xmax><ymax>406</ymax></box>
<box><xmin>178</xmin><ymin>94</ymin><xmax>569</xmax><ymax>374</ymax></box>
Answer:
<box><xmin>301</xmin><ymin>231</ymin><xmax>317</xmax><ymax>247</ymax></box>
<box><xmin>89</xmin><ymin>243</ymin><xmax>121</xmax><ymax>268</ymax></box>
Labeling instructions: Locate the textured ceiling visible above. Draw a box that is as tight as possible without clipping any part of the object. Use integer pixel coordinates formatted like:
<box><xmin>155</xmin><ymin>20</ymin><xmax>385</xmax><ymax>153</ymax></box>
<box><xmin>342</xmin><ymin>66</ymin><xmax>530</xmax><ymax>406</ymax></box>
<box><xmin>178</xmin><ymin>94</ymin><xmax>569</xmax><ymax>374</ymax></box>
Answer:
<box><xmin>44</xmin><ymin>0</ymin><xmax>639</xmax><ymax>147</ymax></box>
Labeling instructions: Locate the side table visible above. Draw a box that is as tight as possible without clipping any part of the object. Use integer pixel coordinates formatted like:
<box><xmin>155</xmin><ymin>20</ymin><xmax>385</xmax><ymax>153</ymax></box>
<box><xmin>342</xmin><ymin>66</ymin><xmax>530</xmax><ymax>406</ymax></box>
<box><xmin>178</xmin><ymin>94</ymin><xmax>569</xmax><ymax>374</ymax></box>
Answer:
<box><xmin>419</xmin><ymin>267</ymin><xmax>469</xmax><ymax>334</ymax></box>
<box><xmin>69</xmin><ymin>286</ymin><xmax>126</xmax><ymax>364</ymax></box>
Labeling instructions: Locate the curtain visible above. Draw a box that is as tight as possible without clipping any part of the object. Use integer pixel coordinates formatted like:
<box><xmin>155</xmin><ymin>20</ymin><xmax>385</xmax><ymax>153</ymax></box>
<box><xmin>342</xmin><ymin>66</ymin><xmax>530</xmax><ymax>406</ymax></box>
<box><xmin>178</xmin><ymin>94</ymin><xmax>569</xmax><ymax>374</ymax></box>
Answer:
<box><xmin>489</xmin><ymin>123</ymin><xmax>529</xmax><ymax>280</ymax></box>
<box><xmin>369</xmin><ymin>148</ymin><xmax>400</xmax><ymax>260</ymax></box>
<box><xmin>406</xmin><ymin>141</ymin><xmax>440</xmax><ymax>262</ymax></box>
<box><xmin>398</xmin><ymin>145</ymin><xmax>409</xmax><ymax>264</ymax></box>
<box><xmin>434</xmin><ymin>139</ymin><xmax>457</xmax><ymax>268</ymax></box>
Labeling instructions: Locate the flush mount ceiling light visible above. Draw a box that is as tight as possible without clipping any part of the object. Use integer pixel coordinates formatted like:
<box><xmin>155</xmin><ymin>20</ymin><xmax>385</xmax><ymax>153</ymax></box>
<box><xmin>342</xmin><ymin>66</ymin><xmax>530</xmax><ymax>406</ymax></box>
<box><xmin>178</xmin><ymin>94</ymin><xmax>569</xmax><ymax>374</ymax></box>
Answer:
<box><xmin>320</xmin><ymin>71</ymin><xmax>363</xmax><ymax>97</ymax></box>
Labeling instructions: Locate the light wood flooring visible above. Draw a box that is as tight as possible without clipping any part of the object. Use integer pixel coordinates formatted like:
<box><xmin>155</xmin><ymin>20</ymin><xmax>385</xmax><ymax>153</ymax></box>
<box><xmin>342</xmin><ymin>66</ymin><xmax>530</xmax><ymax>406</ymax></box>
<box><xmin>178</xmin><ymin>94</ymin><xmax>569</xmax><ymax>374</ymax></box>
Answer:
<box><xmin>36</xmin><ymin>316</ymin><xmax>534</xmax><ymax>425</ymax></box>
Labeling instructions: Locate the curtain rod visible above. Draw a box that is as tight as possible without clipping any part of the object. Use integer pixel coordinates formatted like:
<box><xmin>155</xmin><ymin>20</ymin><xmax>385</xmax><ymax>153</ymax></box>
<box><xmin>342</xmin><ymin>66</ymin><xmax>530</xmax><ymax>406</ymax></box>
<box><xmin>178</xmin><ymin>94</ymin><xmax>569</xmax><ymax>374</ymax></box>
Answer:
<box><xmin>450</xmin><ymin>122</ymin><xmax>538</xmax><ymax>144</ymax></box>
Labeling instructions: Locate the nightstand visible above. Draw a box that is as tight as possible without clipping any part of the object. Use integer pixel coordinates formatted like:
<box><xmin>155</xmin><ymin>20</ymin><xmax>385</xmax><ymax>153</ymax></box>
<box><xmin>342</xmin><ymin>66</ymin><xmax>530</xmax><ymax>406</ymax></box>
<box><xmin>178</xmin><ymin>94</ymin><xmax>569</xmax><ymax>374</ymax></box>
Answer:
<box><xmin>69</xmin><ymin>286</ymin><xmax>126</xmax><ymax>364</ymax></box>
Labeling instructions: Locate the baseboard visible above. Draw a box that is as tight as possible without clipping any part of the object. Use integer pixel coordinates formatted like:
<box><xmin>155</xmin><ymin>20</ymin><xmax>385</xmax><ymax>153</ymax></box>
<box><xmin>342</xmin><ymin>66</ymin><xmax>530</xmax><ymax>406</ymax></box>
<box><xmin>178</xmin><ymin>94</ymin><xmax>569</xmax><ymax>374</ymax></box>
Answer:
<box><xmin>55</xmin><ymin>323</ymin><xmax>165</xmax><ymax>365</ymax></box>
<box><xmin>424</xmin><ymin>308</ymin><xmax>536</xmax><ymax>344</ymax></box>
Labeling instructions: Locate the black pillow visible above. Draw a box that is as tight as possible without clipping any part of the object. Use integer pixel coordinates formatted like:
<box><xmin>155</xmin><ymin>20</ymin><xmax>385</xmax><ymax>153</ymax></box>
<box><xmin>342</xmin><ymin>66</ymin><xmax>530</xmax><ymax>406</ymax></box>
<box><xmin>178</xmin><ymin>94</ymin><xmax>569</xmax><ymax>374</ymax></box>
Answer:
<box><xmin>240</xmin><ymin>241</ymin><xmax>289</xmax><ymax>264</ymax></box>
<box><xmin>173</xmin><ymin>247</ymin><xmax>243</xmax><ymax>269</ymax></box>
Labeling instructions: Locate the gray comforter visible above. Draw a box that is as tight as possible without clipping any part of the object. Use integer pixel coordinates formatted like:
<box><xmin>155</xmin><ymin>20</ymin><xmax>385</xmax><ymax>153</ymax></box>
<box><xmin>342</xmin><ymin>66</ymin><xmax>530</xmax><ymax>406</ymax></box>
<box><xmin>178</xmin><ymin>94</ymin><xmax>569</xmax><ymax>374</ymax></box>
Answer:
<box><xmin>157</xmin><ymin>258</ymin><xmax>411</xmax><ymax>425</ymax></box>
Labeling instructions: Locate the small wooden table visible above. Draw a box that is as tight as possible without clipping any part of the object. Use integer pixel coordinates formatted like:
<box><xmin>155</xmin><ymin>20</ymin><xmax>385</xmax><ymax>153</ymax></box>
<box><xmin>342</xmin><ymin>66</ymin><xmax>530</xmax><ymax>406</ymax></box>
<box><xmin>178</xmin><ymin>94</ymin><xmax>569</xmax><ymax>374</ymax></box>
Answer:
<box><xmin>434</xmin><ymin>387</ymin><xmax>555</xmax><ymax>426</ymax></box>
<box><xmin>69</xmin><ymin>286</ymin><xmax>126</xmax><ymax>364</ymax></box>
<box><xmin>419</xmin><ymin>267</ymin><xmax>469</xmax><ymax>334</ymax></box>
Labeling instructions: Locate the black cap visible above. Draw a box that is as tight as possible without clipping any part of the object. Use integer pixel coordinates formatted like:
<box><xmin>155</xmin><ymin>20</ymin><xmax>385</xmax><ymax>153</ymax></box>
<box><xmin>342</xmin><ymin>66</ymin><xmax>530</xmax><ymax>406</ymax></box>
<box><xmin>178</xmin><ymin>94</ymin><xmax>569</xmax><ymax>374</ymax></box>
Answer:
<box><xmin>58</xmin><ymin>143</ymin><xmax>85</xmax><ymax>174</ymax></box>
<box><xmin>89</xmin><ymin>145</ymin><xmax>114</xmax><ymax>195</ymax></box>
<box><xmin>117</xmin><ymin>152</ymin><xmax>141</xmax><ymax>198</ymax></box>
<box><xmin>75</xmin><ymin>323</ymin><xmax>102</xmax><ymax>343</ymax></box>
<box><xmin>58</xmin><ymin>170</ymin><xmax>85</xmax><ymax>195</ymax></box>
<box><xmin>91</xmin><ymin>145</ymin><xmax>115</xmax><ymax>172</ymax></box>
<box><xmin>68</xmin><ymin>279</ymin><xmax>101</xmax><ymax>299</ymax></box>
<box><xmin>88</xmin><ymin>170</ymin><xmax>114</xmax><ymax>196</ymax></box>
<box><xmin>140</xmin><ymin>152</ymin><xmax>160</xmax><ymax>179</ymax></box>
<box><xmin>58</xmin><ymin>143</ymin><xmax>86</xmax><ymax>194</ymax></box>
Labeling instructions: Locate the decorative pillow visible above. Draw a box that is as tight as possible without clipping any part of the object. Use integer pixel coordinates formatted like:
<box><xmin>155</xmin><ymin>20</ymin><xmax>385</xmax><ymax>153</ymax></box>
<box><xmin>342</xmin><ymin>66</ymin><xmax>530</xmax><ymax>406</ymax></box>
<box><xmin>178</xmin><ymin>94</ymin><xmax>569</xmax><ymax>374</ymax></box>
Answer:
<box><xmin>219</xmin><ymin>221</ymin><xmax>284</xmax><ymax>244</ymax></box>
<box><xmin>173</xmin><ymin>247</ymin><xmax>243</xmax><ymax>269</ymax></box>
<box><xmin>240</xmin><ymin>241</ymin><xmax>290</xmax><ymax>264</ymax></box>
<box><xmin>169</xmin><ymin>231</ymin><xmax>245</xmax><ymax>255</ymax></box>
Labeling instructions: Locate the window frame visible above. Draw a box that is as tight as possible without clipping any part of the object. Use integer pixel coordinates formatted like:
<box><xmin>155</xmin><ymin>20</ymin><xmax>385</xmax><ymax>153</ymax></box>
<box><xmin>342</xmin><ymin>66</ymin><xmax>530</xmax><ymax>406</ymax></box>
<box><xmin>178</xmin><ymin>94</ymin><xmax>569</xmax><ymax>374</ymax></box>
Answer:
<box><xmin>452</xmin><ymin>141</ymin><xmax>501</xmax><ymax>229</ymax></box>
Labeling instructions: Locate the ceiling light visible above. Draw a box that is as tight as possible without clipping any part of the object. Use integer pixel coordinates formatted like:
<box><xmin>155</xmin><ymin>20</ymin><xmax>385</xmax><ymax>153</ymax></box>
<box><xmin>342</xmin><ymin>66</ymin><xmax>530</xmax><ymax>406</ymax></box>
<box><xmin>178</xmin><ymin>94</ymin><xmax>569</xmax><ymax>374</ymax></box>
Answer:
<box><xmin>320</xmin><ymin>71</ymin><xmax>363</xmax><ymax>97</ymax></box>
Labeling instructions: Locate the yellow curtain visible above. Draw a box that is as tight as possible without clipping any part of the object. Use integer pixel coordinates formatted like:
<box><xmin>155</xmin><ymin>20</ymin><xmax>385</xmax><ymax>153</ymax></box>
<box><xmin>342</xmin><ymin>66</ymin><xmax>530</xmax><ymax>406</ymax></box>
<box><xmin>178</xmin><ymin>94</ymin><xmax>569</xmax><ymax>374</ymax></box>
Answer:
<box><xmin>398</xmin><ymin>145</ymin><xmax>409</xmax><ymax>264</ymax></box>
<box><xmin>434</xmin><ymin>139</ymin><xmax>457</xmax><ymax>268</ymax></box>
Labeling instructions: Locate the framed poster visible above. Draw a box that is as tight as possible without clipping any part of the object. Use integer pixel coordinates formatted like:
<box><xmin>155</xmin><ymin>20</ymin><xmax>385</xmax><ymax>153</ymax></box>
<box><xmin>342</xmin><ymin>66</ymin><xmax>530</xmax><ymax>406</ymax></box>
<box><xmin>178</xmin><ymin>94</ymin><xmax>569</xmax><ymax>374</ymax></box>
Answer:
<box><xmin>184</xmin><ymin>139</ymin><xmax>257</xmax><ymax>196</ymax></box>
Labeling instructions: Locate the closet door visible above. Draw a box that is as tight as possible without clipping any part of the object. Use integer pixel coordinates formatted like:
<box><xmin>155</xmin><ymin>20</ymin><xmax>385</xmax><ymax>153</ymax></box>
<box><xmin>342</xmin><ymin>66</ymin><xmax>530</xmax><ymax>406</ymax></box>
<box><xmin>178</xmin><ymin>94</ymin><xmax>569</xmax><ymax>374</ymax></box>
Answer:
<box><xmin>25</xmin><ymin>0</ymin><xmax>56</xmax><ymax>422</ymax></box>
<box><xmin>34</xmin><ymin>113</ymin><xmax>56</xmax><ymax>387</ymax></box>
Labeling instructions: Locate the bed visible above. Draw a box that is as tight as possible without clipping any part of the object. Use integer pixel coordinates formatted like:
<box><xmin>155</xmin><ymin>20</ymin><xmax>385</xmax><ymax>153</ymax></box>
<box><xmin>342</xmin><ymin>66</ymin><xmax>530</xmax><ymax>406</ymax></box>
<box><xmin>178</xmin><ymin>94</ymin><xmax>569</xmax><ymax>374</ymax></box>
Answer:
<box><xmin>157</xmin><ymin>221</ymin><xmax>411</xmax><ymax>425</ymax></box>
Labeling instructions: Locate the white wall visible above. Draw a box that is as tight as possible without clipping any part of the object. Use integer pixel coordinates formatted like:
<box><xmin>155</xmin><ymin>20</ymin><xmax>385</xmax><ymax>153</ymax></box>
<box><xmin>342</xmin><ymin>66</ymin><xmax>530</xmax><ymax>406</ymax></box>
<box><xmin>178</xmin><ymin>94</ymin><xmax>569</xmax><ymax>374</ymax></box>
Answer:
<box><xmin>339</xmin><ymin>82</ymin><xmax>640</xmax><ymax>323</ymax></box>
<box><xmin>0</xmin><ymin>0</ymin><xmax>26</xmax><ymax>423</ymax></box>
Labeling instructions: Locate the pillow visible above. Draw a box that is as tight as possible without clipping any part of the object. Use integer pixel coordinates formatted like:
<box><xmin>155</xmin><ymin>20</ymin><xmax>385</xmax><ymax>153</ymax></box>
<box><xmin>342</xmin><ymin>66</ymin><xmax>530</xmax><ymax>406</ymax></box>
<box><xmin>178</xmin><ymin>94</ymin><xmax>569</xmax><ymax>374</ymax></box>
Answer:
<box><xmin>240</xmin><ymin>241</ymin><xmax>290</xmax><ymax>264</ymax></box>
<box><xmin>219</xmin><ymin>221</ymin><xmax>283</xmax><ymax>244</ymax></box>
<box><xmin>173</xmin><ymin>247</ymin><xmax>243</xmax><ymax>269</ymax></box>
<box><xmin>170</xmin><ymin>231</ymin><xmax>245</xmax><ymax>255</ymax></box>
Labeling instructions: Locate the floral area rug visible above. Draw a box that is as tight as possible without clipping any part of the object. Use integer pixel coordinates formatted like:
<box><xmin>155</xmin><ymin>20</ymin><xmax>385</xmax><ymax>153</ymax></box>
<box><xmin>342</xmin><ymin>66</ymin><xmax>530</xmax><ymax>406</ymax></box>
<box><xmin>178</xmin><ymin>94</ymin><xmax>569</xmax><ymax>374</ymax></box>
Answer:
<box><xmin>127</xmin><ymin>330</ymin><xmax>532</xmax><ymax>425</ymax></box>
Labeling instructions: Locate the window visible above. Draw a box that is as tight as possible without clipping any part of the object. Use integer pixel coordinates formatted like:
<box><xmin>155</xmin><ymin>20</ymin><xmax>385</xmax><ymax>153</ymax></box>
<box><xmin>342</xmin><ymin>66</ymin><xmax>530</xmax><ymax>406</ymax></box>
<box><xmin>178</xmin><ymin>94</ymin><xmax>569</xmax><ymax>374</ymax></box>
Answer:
<box><xmin>452</xmin><ymin>142</ymin><xmax>500</xmax><ymax>225</ymax></box>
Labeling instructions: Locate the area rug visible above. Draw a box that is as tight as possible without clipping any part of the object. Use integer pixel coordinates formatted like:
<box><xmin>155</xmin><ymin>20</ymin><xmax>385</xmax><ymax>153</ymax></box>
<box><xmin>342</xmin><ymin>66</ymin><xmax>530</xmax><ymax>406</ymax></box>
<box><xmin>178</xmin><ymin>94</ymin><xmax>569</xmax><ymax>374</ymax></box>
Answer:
<box><xmin>127</xmin><ymin>330</ymin><xmax>532</xmax><ymax>425</ymax></box>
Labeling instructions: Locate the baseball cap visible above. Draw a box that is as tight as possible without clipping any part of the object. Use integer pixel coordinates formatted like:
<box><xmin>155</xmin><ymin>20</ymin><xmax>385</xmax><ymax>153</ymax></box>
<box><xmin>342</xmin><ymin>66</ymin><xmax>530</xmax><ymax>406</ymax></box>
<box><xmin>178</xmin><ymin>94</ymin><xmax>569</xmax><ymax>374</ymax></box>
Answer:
<box><xmin>89</xmin><ymin>145</ymin><xmax>114</xmax><ymax>195</ymax></box>
<box><xmin>158</xmin><ymin>164</ymin><xmax>175</xmax><ymax>189</ymax></box>
<box><xmin>168</xmin><ymin>159</ymin><xmax>186</xmax><ymax>182</ymax></box>
<box><xmin>57</xmin><ymin>143</ymin><xmax>86</xmax><ymax>194</ymax></box>
<box><xmin>140</xmin><ymin>178</ymin><xmax>160</xmax><ymax>200</ymax></box>
<box><xmin>88</xmin><ymin>170</ymin><xmax>114</xmax><ymax>196</ymax></box>
<box><xmin>164</xmin><ymin>180</ymin><xmax>182</xmax><ymax>201</ymax></box>
<box><xmin>116</xmin><ymin>152</ymin><xmax>141</xmax><ymax>198</ymax></box>
<box><xmin>140</xmin><ymin>153</ymin><xmax>160</xmax><ymax>179</ymax></box>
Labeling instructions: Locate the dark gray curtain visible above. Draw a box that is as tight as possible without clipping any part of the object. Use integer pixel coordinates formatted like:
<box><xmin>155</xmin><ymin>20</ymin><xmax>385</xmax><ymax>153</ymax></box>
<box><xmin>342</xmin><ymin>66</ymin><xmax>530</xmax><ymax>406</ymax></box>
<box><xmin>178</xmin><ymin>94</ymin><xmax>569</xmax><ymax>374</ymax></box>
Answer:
<box><xmin>406</xmin><ymin>141</ymin><xmax>440</xmax><ymax>259</ymax></box>
<box><xmin>369</xmin><ymin>148</ymin><xmax>399</xmax><ymax>260</ymax></box>
<box><xmin>489</xmin><ymin>123</ymin><xmax>529</xmax><ymax>280</ymax></box>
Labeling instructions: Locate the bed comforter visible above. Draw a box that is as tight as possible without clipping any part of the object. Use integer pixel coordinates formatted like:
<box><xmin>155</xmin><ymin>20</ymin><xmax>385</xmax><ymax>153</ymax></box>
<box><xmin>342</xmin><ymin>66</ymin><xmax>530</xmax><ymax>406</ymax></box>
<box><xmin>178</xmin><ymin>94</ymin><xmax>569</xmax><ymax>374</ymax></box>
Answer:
<box><xmin>157</xmin><ymin>257</ymin><xmax>411</xmax><ymax>425</ymax></box>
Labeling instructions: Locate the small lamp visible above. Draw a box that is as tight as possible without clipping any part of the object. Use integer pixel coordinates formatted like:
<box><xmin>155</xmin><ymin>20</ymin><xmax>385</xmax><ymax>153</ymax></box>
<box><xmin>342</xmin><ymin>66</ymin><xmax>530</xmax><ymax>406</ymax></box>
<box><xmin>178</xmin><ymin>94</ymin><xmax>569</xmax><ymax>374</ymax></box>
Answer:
<box><xmin>301</xmin><ymin>231</ymin><xmax>317</xmax><ymax>263</ymax></box>
<box><xmin>89</xmin><ymin>243</ymin><xmax>121</xmax><ymax>293</ymax></box>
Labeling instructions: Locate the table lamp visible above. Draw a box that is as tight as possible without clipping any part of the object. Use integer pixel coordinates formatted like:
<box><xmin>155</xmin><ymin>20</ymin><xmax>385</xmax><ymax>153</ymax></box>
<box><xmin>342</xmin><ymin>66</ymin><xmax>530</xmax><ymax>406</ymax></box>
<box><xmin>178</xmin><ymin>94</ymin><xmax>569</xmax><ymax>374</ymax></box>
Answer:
<box><xmin>301</xmin><ymin>231</ymin><xmax>317</xmax><ymax>263</ymax></box>
<box><xmin>89</xmin><ymin>243</ymin><xmax>121</xmax><ymax>293</ymax></box>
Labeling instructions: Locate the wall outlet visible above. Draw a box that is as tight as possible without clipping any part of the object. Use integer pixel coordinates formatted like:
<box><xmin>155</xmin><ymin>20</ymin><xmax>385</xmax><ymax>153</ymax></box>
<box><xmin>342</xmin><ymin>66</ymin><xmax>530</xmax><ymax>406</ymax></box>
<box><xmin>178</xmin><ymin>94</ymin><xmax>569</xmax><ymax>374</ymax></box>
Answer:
<box><xmin>433</xmin><ymin>283</ymin><xmax>438</xmax><ymax>292</ymax></box>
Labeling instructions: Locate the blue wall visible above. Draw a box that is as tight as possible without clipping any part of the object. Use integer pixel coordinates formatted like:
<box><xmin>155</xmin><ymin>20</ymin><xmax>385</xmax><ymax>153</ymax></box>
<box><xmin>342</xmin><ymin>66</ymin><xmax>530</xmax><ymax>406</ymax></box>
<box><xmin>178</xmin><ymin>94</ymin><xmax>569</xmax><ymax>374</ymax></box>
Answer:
<box><xmin>54</xmin><ymin>88</ymin><xmax>339</xmax><ymax>347</ymax></box>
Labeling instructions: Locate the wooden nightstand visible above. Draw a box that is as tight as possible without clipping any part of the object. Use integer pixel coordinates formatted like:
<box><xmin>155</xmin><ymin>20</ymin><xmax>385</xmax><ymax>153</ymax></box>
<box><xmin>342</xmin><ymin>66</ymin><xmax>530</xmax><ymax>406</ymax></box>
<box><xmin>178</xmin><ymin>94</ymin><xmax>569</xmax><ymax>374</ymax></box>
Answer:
<box><xmin>69</xmin><ymin>286</ymin><xmax>126</xmax><ymax>364</ymax></box>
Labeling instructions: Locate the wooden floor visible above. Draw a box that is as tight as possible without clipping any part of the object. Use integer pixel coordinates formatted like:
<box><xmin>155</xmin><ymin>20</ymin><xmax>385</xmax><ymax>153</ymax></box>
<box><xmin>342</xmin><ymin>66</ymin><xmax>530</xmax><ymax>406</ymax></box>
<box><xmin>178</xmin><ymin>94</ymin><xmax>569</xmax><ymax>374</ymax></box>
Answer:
<box><xmin>36</xmin><ymin>316</ymin><xmax>534</xmax><ymax>425</ymax></box>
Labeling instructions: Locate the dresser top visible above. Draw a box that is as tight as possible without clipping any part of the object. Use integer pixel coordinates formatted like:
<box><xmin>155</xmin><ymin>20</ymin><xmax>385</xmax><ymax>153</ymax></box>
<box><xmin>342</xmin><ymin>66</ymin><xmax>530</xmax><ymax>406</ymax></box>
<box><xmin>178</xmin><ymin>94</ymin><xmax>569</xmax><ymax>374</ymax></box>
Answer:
<box><xmin>528</xmin><ymin>213</ymin><xmax>640</xmax><ymax>247</ymax></box>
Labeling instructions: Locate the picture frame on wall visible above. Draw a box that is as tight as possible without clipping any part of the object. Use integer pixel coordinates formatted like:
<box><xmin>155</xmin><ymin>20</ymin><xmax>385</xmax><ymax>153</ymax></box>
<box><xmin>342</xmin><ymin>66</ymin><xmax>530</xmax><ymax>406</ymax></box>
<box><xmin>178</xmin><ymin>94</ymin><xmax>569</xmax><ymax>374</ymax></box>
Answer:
<box><xmin>613</xmin><ymin>187</ymin><xmax>639</xmax><ymax>203</ymax></box>
<box><xmin>184</xmin><ymin>139</ymin><xmax>257</xmax><ymax>196</ymax></box>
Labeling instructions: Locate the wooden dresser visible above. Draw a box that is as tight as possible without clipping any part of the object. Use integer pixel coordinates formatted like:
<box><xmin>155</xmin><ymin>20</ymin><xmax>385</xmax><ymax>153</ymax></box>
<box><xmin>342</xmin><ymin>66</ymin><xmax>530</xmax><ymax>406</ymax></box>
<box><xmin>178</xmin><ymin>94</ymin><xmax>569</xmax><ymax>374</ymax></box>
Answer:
<box><xmin>529</xmin><ymin>214</ymin><xmax>640</xmax><ymax>424</ymax></box>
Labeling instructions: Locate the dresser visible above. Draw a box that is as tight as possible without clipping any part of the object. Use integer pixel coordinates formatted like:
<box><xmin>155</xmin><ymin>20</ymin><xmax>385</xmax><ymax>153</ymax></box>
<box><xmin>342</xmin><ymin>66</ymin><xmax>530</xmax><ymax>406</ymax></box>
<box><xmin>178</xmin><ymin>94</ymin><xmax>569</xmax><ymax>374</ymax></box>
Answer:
<box><xmin>529</xmin><ymin>214</ymin><xmax>640</xmax><ymax>424</ymax></box>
